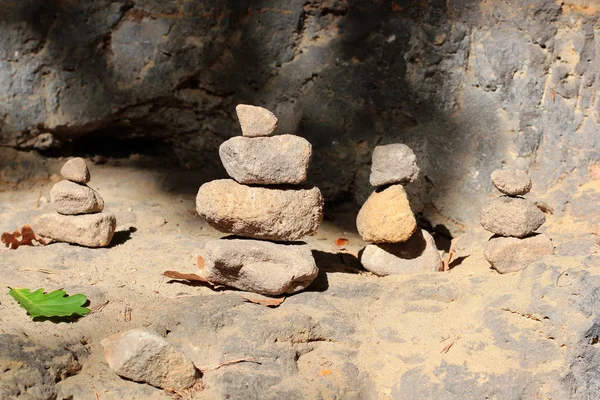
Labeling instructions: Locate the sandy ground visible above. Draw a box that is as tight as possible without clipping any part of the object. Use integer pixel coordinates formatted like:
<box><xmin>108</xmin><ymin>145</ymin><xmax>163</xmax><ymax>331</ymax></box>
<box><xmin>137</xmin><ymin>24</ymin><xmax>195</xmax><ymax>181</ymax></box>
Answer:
<box><xmin>0</xmin><ymin>156</ymin><xmax>598</xmax><ymax>399</ymax></box>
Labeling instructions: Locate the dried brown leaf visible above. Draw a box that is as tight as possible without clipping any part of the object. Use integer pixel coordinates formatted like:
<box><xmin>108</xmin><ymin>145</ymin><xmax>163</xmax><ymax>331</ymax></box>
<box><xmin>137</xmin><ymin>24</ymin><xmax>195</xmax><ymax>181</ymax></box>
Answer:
<box><xmin>163</xmin><ymin>271</ymin><xmax>210</xmax><ymax>283</ymax></box>
<box><xmin>1</xmin><ymin>225</ymin><xmax>47</xmax><ymax>250</ymax></box>
<box><xmin>242</xmin><ymin>296</ymin><xmax>285</xmax><ymax>308</ymax></box>
<box><xmin>197</xmin><ymin>255</ymin><xmax>205</xmax><ymax>269</ymax></box>
<box><xmin>334</xmin><ymin>238</ymin><xmax>349</xmax><ymax>248</ymax></box>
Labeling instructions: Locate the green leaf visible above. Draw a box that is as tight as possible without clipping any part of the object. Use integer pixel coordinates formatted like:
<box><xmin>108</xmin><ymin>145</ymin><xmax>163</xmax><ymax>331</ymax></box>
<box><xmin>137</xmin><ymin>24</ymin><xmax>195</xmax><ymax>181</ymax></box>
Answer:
<box><xmin>9</xmin><ymin>288</ymin><xmax>90</xmax><ymax>319</ymax></box>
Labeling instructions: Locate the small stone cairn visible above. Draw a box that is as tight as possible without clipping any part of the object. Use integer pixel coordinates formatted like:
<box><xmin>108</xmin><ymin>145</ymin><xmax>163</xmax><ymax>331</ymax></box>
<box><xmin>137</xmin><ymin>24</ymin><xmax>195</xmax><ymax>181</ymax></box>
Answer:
<box><xmin>32</xmin><ymin>158</ymin><xmax>116</xmax><ymax>247</ymax></box>
<box><xmin>480</xmin><ymin>168</ymin><xmax>553</xmax><ymax>273</ymax></box>
<box><xmin>195</xmin><ymin>105</ymin><xmax>324</xmax><ymax>295</ymax></box>
<box><xmin>357</xmin><ymin>144</ymin><xmax>442</xmax><ymax>275</ymax></box>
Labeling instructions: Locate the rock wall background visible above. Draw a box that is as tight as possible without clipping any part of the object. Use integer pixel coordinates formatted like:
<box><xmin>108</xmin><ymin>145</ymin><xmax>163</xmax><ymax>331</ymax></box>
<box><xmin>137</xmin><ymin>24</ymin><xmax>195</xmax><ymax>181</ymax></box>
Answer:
<box><xmin>1</xmin><ymin>0</ymin><xmax>599</xmax><ymax>233</ymax></box>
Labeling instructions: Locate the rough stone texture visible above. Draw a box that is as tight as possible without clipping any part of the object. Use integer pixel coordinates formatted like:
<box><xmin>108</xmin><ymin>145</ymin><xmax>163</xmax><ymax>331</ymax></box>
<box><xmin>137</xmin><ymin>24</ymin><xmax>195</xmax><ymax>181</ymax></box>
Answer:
<box><xmin>483</xmin><ymin>233</ymin><xmax>554</xmax><ymax>273</ymax></box>
<box><xmin>61</xmin><ymin>157</ymin><xmax>90</xmax><ymax>184</ymax></box>
<box><xmin>236</xmin><ymin>104</ymin><xmax>278</xmax><ymax>137</ymax></box>
<box><xmin>0</xmin><ymin>1</ymin><xmax>597</xmax><ymax>234</ymax></box>
<box><xmin>0</xmin><ymin>334</ymin><xmax>84</xmax><ymax>400</ymax></box>
<box><xmin>360</xmin><ymin>229</ymin><xmax>442</xmax><ymax>276</ymax></box>
<box><xmin>32</xmin><ymin>212</ymin><xmax>116</xmax><ymax>247</ymax></box>
<box><xmin>369</xmin><ymin>144</ymin><xmax>419</xmax><ymax>186</ymax></box>
<box><xmin>196</xmin><ymin>179</ymin><xmax>323</xmax><ymax>241</ymax></box>
<box><xmin>480</xmin><ymin>196</ymin><xmax>546</xmax><ymax>238</ymax></box>
<box><xmin>101</xmin><ymin>329</ymin><xmax>197</xmax><ymax>389</ymax></box>
<box><xmin>200</xmin><ymin>238</ymin><xmax>319</xmax><ymax>295</ymax></box>
<box><xmin>51</xmin><ymin>180</ymin><xmax>104</xmax><ymax>215</ymax></box>
<box><xmin>357</xmin><ymin>185</ymin><xmax>417</xmax><ymax>243</ymax></box>
<box><xmin>219</xmin><ymin>135</ymin><xmax>311</xmax><ymax>185</ymax></box>
<box><xmin>491</xmin><ymin>168</ymin><xmax>532</xmax><ymax>196</ymax></box>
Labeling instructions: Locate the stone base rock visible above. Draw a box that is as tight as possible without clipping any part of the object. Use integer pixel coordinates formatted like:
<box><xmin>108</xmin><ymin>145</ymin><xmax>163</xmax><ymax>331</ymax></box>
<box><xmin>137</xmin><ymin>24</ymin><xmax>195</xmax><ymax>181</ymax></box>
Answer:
<box><xmin>219</xmin><ymin>134</ymin><xmax>311</xmax><ymax>185</ymax></box>
<box><xmin>51</xmin><ymin>180</ymin><xmax>104</xmax><ymax>215</ymax></box>
<box><xmin>196</xmin><ymin>179</ymin><xmax>323</xmax><ymax>241</ymax></box>
<box><xmin>480</xmin><ymin>196</ymin><xmax>545</xmax><ymax>238</ymax></box>
<box><xmin>356</xmin><ymin>185</ymin><xmax>417</xmax><ymax>243</ymax></box>
<box><xmin>32</xmin><ymin>212</ymin><xmax>116</xmax><ymax>247</ymax></box>
<box><xmin>360</xmin><ymin>229</ymin><xmax>442</xmax><ymax>276</ymax></box>
<box><xmin>199</xmin><ymin>238</ymin><xmax>319</xmax><ymax>295</ymax></box>
<box><xmin>101</xmin><ymin>329</ymin><xmax>197</xmax><ymax>390</ymax></box>
<box><xmin>483</xmin><ymin>233</ymin><xmax>554</xmax><ymax>273</ymax></box>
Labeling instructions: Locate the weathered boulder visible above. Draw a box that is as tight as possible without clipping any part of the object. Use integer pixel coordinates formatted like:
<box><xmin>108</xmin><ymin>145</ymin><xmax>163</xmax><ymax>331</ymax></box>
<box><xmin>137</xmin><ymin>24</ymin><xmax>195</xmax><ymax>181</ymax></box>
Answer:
<box><xmin>360</xmin><ymin>229</ymin><xmax>442</xmax><ymax>276</ymax></box>
<box><xmin>196</xmin><ymin>179</ymin><xmax>323</xmax><ymax>241</ymax></box>
<box><xmin>51</xmin><ymin>180</ymin><xmax>104</xmax><ymax>215</ymax></box>
<box><xmin>484</xmin><ymin>233</ymin><xmax>554</xmax><ymax>273</ymax></box>
<box><xmin>491</xmin><ymin>169</ymin><xmax>532</xmax><ymax>196</ymax></box>
<box><xmin>219</xmin><ymin>135</ymin><xmax>311</xmax><ymax>185</ymax></box>
<box><xmin>200</xmin><ymin>238</ymin><xmax>318</xmax><ymax>295</ymax></box>
<box><xmin>61</xmin><ymin>157</ymin><xmax>90</xmax><ymax>184</ymax></box>
<box><xmin>101</xmin><ymin>329</ymin><xmax>197</xmax><ymax>390</ymax></box>
<box><xmin>356</xmin><ymin>185</ymin><xmax>417</xmax><ymax>243</ymax></box>
<box><xmin>236</xmin><ymin>104</ymin><xmax>278</xmax><ymax>137</ymax></box>
<box><xmin>480</xmin><ymin>196</ymin><xmax>546</xmax><ymax>238</ymax></box>
<box><xmin>369</xmin><ymin>144</ymin><xmax>419</xmax><ymax>187</ymax></box>
<box><xmin>32</xmin><ymin>212</ymin><xmax>116</xmax><ymax>247</ymax></box>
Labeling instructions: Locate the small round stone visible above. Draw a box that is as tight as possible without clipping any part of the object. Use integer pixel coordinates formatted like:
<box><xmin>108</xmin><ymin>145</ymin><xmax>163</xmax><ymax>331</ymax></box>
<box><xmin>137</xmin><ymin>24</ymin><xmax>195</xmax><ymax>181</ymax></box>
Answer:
<box><xmin>61</xmin><ymin>157</ymin><xmax>90</xmax><ymax>184</ymax></box>
<box><xmin>491</xmin><ymin>168</ymin><xmax>532</xmax><ymax>196</ymax></box>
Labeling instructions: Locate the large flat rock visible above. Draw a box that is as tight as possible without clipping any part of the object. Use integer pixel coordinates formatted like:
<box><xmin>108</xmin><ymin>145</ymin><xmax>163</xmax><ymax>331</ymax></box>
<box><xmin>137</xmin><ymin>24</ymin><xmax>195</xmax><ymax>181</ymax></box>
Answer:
<box><xmin>31</xmin><ymin>212</ymin><xmax>116</xmax><ymax>247</ymax></box>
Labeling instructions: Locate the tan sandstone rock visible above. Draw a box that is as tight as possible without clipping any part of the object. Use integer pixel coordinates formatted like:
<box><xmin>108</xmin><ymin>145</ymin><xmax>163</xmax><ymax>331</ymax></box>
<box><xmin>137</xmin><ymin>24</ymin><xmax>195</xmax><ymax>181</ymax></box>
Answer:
<box><xmin>235</xmin><ymin>104</ymin><xmax>278</xmax><ymax>137</ymax></box>
<box><xmin>31</xmin><ymin>212</ymin><xmax>116</xmax><ymax>247</ymax></box>
<box><xmin>484</xmin><ymin>233</ymin><xmax>553</xmax><ymax>273</ymax></box>
<box><xmin>60</xmin><ymin>157</ymin><xmax>90</xmax><ymax>184</ymax></box>
<box><xmin>51</xmin><ymin>180</ymin><xmax>104</xmax><ymax>215</ymax></box>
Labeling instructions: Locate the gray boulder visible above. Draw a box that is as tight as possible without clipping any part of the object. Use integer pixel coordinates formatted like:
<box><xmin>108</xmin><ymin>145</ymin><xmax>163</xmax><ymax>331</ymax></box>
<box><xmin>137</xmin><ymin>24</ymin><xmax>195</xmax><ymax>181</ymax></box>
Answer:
<box><xmin>360</xmin><ymin>229</ymin><xmax>442</xmax><ymax>276</ymax></box>
<box><xmin>219</xmin><ymin>135</ymin><xmax>311</xmax><ymax>185</ymax></box>
<box><xmin>370</xmin><ymin>144</ymin><xmax>419</xmax><ymax>187</ymax></box>
<box><xmin>200</xmin><ymin>238</ymin><xmax>319</xmax><ymax>295</ymax></box>
<box><xmin>491</xmin><ymin>169</ymin><xmax>532</xmax><ymax>196</ymax></box>
<box><xmin>480</xmin><ymin>196</ymin><xmax>545</xmax><ymax>238</ymax></box>
<box><xmin>32</xmin><ymin>212</ymin><xmax>116</xmax><ymax>247</ymax></box>
<box><xmin>483</xmin><ymin>233</ymin><xmax>553</xmax><ymax>273</ymax></box>
<box><xmin>236</xmin><ymin>104</ymin><xmax>278</xmax><ymax>137</ymax></box>
<box><xmin>61</xmin><ymin>157</ymin><xmax>90</xmax><ymax>184</ymax></box>
<box><xmin>51</xmin><ymin>180</ymin><xmax>104</xmax><ymax>215</ymax></box>
<box><xmin>102</xmin><ymin>329</ymin><xmax>197</xmax><ymax>390</ymax></box>
<box><xmin>196</xmin><ymin>179</ymin><xmax>323</xmax><ymax>241</ymax></box>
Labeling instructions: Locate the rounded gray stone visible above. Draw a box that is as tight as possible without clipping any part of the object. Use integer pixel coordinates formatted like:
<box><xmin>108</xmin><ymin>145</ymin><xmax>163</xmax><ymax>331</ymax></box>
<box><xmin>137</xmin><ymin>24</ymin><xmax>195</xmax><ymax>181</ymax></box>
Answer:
<box><xmin>370</xmin><ymin>144</ymin><xmax>420</xmax><ymax>186</ymax></box>
<box><xmin>31</xmin><ymin>212</ymin><xmax>116</xmax><ymax>247</ymax></box>
<box><xmin>60</xmin><ymin>157</ymin><xmax>90</xmax><ymax>184</ymax></box>
<box><xmin>235</xmin><ymin>104</ymin><xmax>278</xmax><ymax>137</ymax></box>
<box><xmin>196</xmin><ymin>179</ymin><xmax>323</xmax><ymax>241</ymax></box>
<box><xmin>199</xmin><ymin>238</ymin><xmax>319</xmax><ymax>295</ymax></box>
<box><xmin>483</xmin><ymin>233</ymin><xmax>553</xmax><ymax>273</ymax></box>
<box><xmin>360</xmin><ymin>229</ymin><xmax>442</xmax><ymax>276</ymax></box>
<box><xmin>219</xmin><ymin>134</ymin><xmax>311</xmax><ymax>185</ymax></box>
<box><xmin>480</xmin><ymin>196</ymin><xmax>545</xmax><ymax>237</ymax></box>
<box><xmin>51</xmin><ymin>180</ymin><xmax>104</xmax><ymax>215</ymax></box>
<box><xmin>491</xmin><ymin>168</ymin><xmax>532</xmax><ymax>196</ymax></box>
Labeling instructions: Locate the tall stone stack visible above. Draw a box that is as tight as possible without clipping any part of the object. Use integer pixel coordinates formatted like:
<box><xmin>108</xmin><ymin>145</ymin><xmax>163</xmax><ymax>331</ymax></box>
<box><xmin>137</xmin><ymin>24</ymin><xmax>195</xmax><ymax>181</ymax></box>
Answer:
<box><xmin>357</xmin><ymin>144</ymin><xmax>442</xmax><ymax>276</ymax></box>
<box><xmin>32</xmin><ymin>158</ymin><xmax>116</xmax><ymax>247</ymax></box>
<box><xmin>480</xmin><ymin>168</ymin><xmax>553</xmax><ymax>273</ymax></box>
<box><xmin>195</xmin><ymin>105</ymin><xmax>324</xmax><ymax>295</ymax></box>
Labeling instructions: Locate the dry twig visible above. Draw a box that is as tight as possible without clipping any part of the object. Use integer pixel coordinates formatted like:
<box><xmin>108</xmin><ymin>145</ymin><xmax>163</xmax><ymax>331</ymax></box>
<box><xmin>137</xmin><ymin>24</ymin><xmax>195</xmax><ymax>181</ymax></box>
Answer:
<box><xmin>196</xmin><ymin>357</ymin><xmax>261</xmax><ymax>373</ymax></box>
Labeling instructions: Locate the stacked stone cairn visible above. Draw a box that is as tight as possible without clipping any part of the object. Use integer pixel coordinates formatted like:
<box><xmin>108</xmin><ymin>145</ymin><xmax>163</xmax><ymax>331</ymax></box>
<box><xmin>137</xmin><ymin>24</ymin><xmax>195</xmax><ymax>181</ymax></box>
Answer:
<box><xmin>195</xmin><ymin>105</ymin><xmax>324</xmax><ymax>295</ymax></box>
<box><xmin>357</xmin><ymin>144</ymin><xmax>442</xmax><ymax>275</ymax></box>
<box><xmin>32</xmin><ymin>158</ymin><xmax>116</xmax><ymax>247</ymax></box>
<box><xmin>480</xmin><ymin>168</ymin><xmax>553</xmax><ymax>273</ymax></box>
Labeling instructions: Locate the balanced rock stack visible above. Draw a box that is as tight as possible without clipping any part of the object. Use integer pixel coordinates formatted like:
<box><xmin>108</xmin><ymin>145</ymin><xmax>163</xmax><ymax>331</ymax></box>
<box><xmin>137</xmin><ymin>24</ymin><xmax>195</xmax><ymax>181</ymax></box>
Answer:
<box><xmin>32</xmin><ymin>158</ymin><xmax>116</xmax><ymax>247</ymax></box>
<box><xmin>357</xmin><ymin>144</ymin><xmax>442</xmax><ymax>275</ymax></box>
<box><xmin>480</xmin><ymin>168</ymin><xmax>553</xmax><ymax>273</ymax></box>
<box><xmin>195</xmin><ymin>105</ymin><xmax>323</xmax><ymax>295</ymax></box>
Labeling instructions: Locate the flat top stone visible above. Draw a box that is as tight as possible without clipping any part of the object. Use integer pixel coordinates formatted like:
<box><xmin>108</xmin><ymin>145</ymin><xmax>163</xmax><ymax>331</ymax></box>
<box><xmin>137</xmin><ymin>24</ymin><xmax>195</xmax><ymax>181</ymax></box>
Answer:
<box><xmin>61</xmin><ymin>157</ymin><xmax>90</xmax><ymax>184</ymax></box>
<box><xmin>491</xmin><ymin>168</ymin><xmax>532</xmax><ymax>196</ymax></box>
<box><xmin>235</xmin><ymin>104</ymin><xmax>278</xmax><ymax>137</ymax></box>
<box><xmin>370</xmin><ymin>144</ymin><xmax>419</xmax><ymax>186</ymax></box>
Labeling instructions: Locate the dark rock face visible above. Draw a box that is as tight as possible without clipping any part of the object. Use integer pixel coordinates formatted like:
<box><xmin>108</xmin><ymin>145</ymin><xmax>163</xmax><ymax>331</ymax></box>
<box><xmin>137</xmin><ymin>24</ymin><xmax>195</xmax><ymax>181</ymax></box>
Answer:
<box><xmin>1</xmin><ymin>0</ymin><xmax>598</xmax><ymax>232</ymax></box>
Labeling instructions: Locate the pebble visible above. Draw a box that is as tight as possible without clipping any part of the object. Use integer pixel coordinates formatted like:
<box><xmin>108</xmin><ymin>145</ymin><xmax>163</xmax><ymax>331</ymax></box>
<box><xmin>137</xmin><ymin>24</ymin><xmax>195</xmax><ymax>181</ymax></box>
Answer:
<box><xmin>154</xmin><ymin>216</ymin><xmax>167</xmax><ymax>226</ymax></box>
<box><xmin>356</xmin><ymin>185</ymin><xmax>417</xmax><ymax>243</ymax></box>
<box><xmin>60</xmin><ymin>157</ymin><xmax>90</xmax><ymax>184</ymax></box>
<box><xmin>219</xmin><ymin>134</ymin><xmax>311</xmax><ymax>185</ymax></box>
<box><xmin>360</xmin><ymin>229</ymin><xmax>442</xmax><ymax>276</ymax></box>
<box><xmin>31</xmin><ymin>212</ymin><xmax>116</xmax><ymax>247</ymax></box>
<box><xmin>51</xmin><ymin>180</ymin><xmax>104</xmax><ymax>215</ymax></box>
<box><xmin>491</xmin><ymin>168</ymin><xmax>532</xmax><ymax>196</ymax></box>
<box><xmin>483</xmin><ymin>233</ymin><xmax>553</xmax><ymax>273</ymax></box>
<box><xmin>196</xmin><ymin>179</ymin><xmax>323</xmax><ymax>241</ymax></box>
<box><xmin>235</xmin><ymin>104</ymin><xmax>278</xmax><ymax>137</ymax></box>
<box><xmin>101</xmin><ymin>329</ymin><xmax>197</xmax><ymax>390</ymax></box>
<box><xmin>200</xmin><ymin>238</ymin><xmax>319</xmax><ymax>295</ymax></box>
<box><xmin>480</xmin><ymin>196</ymin><xmax>545</xmax><ymax>238</ymax></box>
<box><xmin>369</xmin><ymin>144</ymin><xmax>420</xmax><ymax>186</ymax></box>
